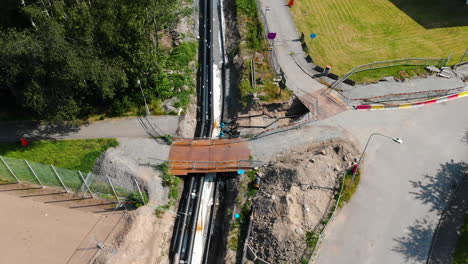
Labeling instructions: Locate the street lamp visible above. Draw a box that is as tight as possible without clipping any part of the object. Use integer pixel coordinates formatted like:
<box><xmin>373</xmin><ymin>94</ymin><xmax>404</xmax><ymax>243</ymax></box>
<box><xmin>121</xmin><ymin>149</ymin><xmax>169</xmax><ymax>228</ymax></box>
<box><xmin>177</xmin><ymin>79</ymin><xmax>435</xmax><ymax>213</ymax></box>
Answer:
<box><xmin>350</xmin><ymin>132</ymin><xmax>403</xmax><ymax>185</ymax></box>
<box><xmin>137</xmin><ymin>79</ymin><xmax>151</xmax><ymax>117</ymax></box>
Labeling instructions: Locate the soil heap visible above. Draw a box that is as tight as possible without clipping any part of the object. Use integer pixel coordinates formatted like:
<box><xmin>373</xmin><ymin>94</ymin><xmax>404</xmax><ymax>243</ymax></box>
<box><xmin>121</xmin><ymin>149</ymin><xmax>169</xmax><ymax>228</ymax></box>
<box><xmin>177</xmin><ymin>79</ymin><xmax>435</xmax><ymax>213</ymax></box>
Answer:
<box><xmin>249</xmin><ymin>140</ymin><xmax>359</xmax><ymax>263</ymax></box>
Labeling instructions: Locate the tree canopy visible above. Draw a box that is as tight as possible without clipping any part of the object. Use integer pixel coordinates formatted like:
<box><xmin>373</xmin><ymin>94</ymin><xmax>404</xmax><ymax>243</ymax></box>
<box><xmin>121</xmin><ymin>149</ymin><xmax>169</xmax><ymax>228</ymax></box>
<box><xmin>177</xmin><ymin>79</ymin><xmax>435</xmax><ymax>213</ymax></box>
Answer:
<box><xmin>0</xmin><ymin>0</ymin><xmax>195</xmax><ymax>120</ymax></box>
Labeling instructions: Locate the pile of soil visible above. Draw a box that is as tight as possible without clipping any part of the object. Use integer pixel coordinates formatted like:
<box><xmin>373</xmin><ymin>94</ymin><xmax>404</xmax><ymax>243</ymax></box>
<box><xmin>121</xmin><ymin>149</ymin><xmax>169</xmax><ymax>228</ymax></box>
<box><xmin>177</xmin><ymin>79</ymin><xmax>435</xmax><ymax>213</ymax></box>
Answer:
<box><xmin>249</xmin><ymin>140</ymin><xmax>359</xmax><ymax>263</ymax></box>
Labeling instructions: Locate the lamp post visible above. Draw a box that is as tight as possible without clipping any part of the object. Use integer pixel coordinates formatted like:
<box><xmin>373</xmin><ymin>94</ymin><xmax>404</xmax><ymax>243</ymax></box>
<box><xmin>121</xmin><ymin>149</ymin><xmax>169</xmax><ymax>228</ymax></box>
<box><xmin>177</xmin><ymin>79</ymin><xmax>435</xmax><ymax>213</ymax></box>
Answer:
<box><xmin>137</xmin><ymin>79</ymin><xmax>151</xmax><ymax>116</ymax></box>
<box><xmin>350</xmin><ymin>133</ymin><xmax>403</xmax><ymax>185</ymax></box>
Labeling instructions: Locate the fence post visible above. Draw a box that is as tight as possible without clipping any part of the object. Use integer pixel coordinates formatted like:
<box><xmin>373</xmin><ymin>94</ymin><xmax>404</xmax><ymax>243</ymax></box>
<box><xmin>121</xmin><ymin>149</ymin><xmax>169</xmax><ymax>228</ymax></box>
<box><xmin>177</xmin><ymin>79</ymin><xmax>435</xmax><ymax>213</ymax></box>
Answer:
<box><xmin>78</xmin><ymin>171</ymin><xmax>94</xmax><ymax>198</ymax></box>
<box><xmin>80</xmin><ymin>172</ymin><xmax>93</xmax><ymax>197</ymax></box>
<box><xmin>25</xmin><ymin>160</ymin><xmax>44</xmax><ymax>188</ymax></box>
<box><xmin>133</xmin><ymin>178</ymin><xmax>146</xmax><ymax>205</ymax></box>
<box><xmin>106</xmin><ymin>175</ymin><xmax>121</xmax><ymax>203</ymax></box>
<box><xmin>0</xmin><ymin>156</ymin><xmax>21</xmax><ymax>183</ymax></box>
<box><xmin>459</xmin><ymin>48</ymin><xmax>468</xmax><ymax>65</ymax></box>
<box><xmin>51</xmin><ymin>165</ymin><xmax>69</xmax><ymax>193</ymax></box>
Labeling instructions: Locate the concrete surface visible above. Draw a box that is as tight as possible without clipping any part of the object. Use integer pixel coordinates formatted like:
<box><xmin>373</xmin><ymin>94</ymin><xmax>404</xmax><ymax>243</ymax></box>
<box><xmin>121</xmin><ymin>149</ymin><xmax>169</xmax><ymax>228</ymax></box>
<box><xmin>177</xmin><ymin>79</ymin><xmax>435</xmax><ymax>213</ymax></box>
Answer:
<box><xmin>0</xmin><ymin>115</ymin><xmax>179</xmax><ymax>142</ymax></box>
<box><xmin>250</xmin><ymin>97</ymin><xmax>468</xmax><ymax>264</ymax></box>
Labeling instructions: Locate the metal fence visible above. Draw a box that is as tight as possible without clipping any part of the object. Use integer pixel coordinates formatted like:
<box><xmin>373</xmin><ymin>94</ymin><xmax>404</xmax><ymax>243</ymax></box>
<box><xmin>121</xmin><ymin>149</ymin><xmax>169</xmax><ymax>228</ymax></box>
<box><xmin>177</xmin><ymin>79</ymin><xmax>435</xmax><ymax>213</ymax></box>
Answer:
<box><xmin>0</xmin><ymin>155</ymin><xmax>144</xmax><ymax>202</ymax></box>
<box><xmin>352</xmin><ymin>86</ymin><xmax>464</xmax><ymax>104</ymax></box>
<box><xmin>331</xmin><ymin>57</ymin><xmax>449</xmax><ymax>89</ymax></box>
<box><xmin>454</xmin><ymin>48</ymin><xmax>468</xmax><ymax>69</ymax></box>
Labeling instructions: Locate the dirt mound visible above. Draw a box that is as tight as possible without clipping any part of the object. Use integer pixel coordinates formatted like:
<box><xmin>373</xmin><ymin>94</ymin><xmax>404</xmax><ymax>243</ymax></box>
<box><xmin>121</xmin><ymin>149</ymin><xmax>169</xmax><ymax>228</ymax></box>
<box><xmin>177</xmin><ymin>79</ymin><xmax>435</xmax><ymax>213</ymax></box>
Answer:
<box><xmin>250</xmin><ymin>140</ymin><xmax>359</xmax><ymax>263</ymax></box>
<box><xmin>93</xmin><ymin>138</ymin><xmax>170</xmax><ymax>205</ymax></box>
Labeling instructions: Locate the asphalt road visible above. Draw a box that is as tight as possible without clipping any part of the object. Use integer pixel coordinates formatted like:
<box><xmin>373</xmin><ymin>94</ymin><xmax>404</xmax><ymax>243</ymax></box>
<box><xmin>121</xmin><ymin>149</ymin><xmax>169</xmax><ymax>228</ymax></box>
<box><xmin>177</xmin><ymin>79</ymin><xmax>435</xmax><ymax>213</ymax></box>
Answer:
<box><xmin>0</xmin><ymin>115</ymin><xmax>179</xmax><ymax>142</ymax></box>
<box><xmin>258</xmin><ymin>0</ymin><xmax>327</xmax><ymax>97</ymax></box>
<box><xmin>252</xmin><ymin>98</ymin><xmax>468</xmax><ymax>264</ymax></box>
<box><xmin>313</xmin><ymin>99</ymin><xmax>468</xmax><ymax>264</ymax></box>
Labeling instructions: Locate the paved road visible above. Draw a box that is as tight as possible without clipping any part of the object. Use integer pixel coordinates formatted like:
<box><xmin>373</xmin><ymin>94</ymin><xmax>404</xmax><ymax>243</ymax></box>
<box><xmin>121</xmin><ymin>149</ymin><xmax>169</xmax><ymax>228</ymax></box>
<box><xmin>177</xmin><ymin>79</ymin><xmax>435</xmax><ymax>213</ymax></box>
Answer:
<box><xmin>250</xmin><ymin>97</ymin><xmax>468</xmax><ymax>264</ymax></box>
<box><xmin>314</xmin><ymin>99</ymin><xmax>468</xmax><ymax>264</ymax></box>
<box><xmin>258</xmin><ymin>0</ymin><xmax>326</xmax><ymax>97</ymax></box>
<box><xmin>0</xmin><ymin>115</ymin><xmax>179</xmax><ymax>142</ymax></box>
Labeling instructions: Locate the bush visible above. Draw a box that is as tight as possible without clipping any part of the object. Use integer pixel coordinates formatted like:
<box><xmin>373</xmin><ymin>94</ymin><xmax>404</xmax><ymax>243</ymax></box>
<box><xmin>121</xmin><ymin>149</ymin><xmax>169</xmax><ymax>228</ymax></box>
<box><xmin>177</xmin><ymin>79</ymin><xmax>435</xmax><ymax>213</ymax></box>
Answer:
<box><xmin>338</xmin><ymin>170</ymin><xmax>360</xmax><ymax>208</ymax></box>
<box><xmin>127</xmin><ymin>191</ymin><xmax>149</xmax><ymax>208</ymax></box>
<box><xmin>158</xmin><ymin>162</ymin><xmax>180</xmax><ymax>201</ymax></box>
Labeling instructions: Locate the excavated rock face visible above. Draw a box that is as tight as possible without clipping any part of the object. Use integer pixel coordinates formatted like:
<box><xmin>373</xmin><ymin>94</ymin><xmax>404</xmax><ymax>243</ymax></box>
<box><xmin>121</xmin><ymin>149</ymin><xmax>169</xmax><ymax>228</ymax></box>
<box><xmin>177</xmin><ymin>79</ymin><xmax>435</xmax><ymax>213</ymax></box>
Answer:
<box><xmin>250</xmin><ymin>141</ymin><xmax>359</xmax><ymax>263</ymax></box>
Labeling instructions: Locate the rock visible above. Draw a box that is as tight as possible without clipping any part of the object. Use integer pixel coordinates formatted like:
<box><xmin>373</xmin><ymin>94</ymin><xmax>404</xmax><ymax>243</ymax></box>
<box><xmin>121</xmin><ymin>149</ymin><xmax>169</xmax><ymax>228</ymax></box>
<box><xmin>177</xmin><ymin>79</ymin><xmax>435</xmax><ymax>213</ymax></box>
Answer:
<box><xmin>333</xmin><ymin>145</ymin><xmax>342</xmax><ymax>153</ymax></box>
<box><xmin>380</xmin><ymin>76</ymin><xmax>396</xmax><ymax>82</ymax></box>
<box><xmin>180</xmin><ymin>85</ymin><xmax>190</xmax><ymax>91</ymax></box>
<box><xmin>399</xmin><ymin>70</ymin><xmax>410</xmax><ymax>78</ymax></box>
<box><xmin>254</xmin><ymin>52</ymin><xmax>265</xmax><ymax>64</ymax></box>
<box><xmin>316</xmin><ymin>150</ymin><xmax>327</xmax><ymax>155</ymax></box>
<box><xmin>233</xmin><ymin>55</ymin><xmax>243</xmax><ymax>68</ymax></box>
<box><xmin>309</xmin><ymin>158</ymin><xmax>315</xmax><ymax>163</ymax></box>
<box><xmin>173</xmin><ymin>39</ymin><xmax>182</xmax><ymax>46</ymax></box>
<box><xmin>426</xmin><ymin>65</ymin><xmax>441</xmax><ymax>73</ymax></box>
<box><xmin>342</xmin><ymin>156</ymin><xmax>347</xmax><ymax>161</ymax></box>
<box><xmin>163</xmin><ymin>97</ymin><xmax>179</xmax><ymax>113</ymax></box>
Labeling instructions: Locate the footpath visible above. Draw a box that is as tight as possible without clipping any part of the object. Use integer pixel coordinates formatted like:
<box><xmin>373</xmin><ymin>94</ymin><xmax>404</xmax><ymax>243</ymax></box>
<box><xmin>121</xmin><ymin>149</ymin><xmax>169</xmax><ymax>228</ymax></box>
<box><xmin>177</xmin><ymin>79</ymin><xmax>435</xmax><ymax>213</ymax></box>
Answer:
<box><xmin>0</xmin><ymin>115</ymin><xmax>179</xmax><ymax>142</ymax></box>
<box><xmin>258</xmin><ymin>0</ymin><xmax>348</xmax><ymax>120</ymax></box>
<box><xmin>258</xmin><ymin>0</ymin><xmax>467</xmax><ymax>115</ymax></box>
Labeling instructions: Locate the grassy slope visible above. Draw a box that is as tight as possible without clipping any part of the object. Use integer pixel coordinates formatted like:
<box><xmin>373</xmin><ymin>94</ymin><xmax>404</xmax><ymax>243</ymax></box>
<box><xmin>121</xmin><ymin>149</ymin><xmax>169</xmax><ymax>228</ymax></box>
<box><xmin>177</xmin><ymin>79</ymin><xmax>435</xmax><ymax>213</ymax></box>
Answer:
<box><xmin>291</xmin><ymin>0</ymin><xmax>468</xmax><ymax>75</ymax></box>
<box><xmin>453</xmin><ymin>214</ymin><xmax>468</xmax><ymax>264</ymax></box>
<box><xmin>0</xmin><ymin>139</ymin><xmax>118</xmax><ymax>172</ymax></box>
<box><xmin>351</xmin><ymin>65</ymin><xmax>428</xmax><ymax>83</ymax></box>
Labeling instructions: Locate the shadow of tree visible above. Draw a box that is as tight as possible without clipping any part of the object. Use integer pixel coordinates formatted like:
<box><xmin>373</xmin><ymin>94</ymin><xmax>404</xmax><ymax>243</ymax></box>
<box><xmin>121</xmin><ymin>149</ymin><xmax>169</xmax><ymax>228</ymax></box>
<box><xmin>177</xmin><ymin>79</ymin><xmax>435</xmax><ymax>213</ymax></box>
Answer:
<box><xmin>19</xmin><ymin>121</ymin><xmax>85</xmax><ymax>141</ymax></box>
<box><xmin>463</xmin><ymin>130</ymin><xmax>468</xmax><ymax>145</ymax></box>
<box><xmin>388</xmin><ymin>0</ymin><xmax>468</xmax><ymax>29</ymax></box>
<box><xmin>393</xmin><ymin>160</ymin><xmax>468</xmax><ymax>262</ymax></box>
<box><xmin>393</xmin><ymin>218</ymin><xmax>434</xmax><ymax>262</ymax></box>
<box><xmin>409</xmin><ymin>160</ymin><xmax>468</xmax><ymax>212</ymax></box>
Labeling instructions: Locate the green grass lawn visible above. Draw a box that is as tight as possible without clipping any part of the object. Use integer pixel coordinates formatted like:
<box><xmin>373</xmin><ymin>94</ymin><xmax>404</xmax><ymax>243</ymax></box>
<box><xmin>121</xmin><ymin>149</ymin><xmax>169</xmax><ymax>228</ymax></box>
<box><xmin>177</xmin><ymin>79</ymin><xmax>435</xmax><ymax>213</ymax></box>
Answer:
<box><xmin>351</xmin><ymin>65</ymin><xmax>428</xmax><ymax>83</ymax></box>
<box><xmin>291</xmin><ymin>0</ymin><xmax>468</xmax><ymax>75</ymax></box>
<box><xmin>453</xmin><ymin>214</ymin><xmax>468</xmax><ymax>264</ymax></box>
<box><xmin>0</xmin><ymin>139</ymin><xmax>118</xmax><ymax>172</ymax></box>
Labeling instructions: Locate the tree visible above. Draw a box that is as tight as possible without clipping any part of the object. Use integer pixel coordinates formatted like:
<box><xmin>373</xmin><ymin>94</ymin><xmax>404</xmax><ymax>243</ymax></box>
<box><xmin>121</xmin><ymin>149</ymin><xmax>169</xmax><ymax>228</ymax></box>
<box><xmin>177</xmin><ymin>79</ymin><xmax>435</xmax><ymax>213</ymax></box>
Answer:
<box><xmin>0</xmin><ymin>0</ymin><xmax>195</xmax><ymax>120</ymax></box>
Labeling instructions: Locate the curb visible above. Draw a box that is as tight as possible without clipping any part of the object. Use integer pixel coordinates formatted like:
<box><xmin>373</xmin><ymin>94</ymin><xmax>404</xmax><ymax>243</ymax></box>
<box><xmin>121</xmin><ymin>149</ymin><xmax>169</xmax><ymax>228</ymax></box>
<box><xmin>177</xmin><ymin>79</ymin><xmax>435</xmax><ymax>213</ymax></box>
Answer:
<box><xmin>354</xmin><ymin>91</ymin><xmax>468</xmax><ymax>110</ymax></box>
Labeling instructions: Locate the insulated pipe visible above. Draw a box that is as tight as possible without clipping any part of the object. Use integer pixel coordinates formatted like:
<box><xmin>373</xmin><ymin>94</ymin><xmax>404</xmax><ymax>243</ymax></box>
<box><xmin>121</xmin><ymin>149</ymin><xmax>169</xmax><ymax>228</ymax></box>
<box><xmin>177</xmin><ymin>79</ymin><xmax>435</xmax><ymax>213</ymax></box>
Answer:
<box><xmin>172</xmin><ymin>176</ymin><xmax>195</xmax><ymax>263</ymax></box>
<box><xmin>185</xmin><ymin>176</ymin><xmax>205</xmax><ymax>263</ymax></box>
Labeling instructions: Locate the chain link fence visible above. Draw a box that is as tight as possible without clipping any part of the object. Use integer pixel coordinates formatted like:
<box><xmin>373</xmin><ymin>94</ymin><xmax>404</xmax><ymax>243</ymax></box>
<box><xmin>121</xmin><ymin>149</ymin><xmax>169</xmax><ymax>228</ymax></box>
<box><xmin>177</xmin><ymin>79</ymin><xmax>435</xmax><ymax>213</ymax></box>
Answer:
<box><xmin>0</xmin><ymin>155</ymin><xmax>145</xmax><ymax>203</ymax></box>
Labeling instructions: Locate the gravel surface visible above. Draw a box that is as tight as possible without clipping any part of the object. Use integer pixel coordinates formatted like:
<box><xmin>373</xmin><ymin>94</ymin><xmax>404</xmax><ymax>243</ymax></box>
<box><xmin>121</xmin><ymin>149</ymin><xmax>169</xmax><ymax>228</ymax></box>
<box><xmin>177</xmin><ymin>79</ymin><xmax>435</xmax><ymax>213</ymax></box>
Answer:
<box><xmin>93</xmin><ymin>137</ymin><xmax>171</xmax><ymax>205</ymax></box>
<box><xmin>177</xmin><ymin>95</ymin><xmax>197</xmax><ymax>138</ymax></box>
<box><xmin>343</xmin><ymin>75</ymin><xmax>466</xmax><ymax>103</ymax></box>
